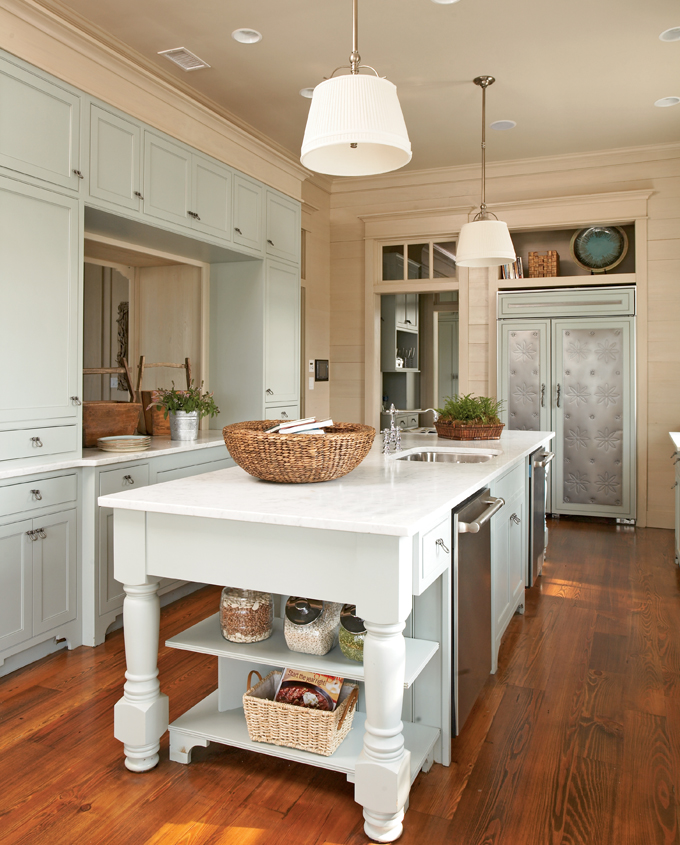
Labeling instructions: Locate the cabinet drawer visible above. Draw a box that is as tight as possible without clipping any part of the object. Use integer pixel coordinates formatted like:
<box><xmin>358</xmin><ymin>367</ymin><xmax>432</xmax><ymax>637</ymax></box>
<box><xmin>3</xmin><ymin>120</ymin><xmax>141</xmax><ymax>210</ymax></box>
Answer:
<box><xmin>266</xmin><ymin>404</ymin><xmax>299</xmax><ymax>422</ymax></box>
<box><xmin>0</xmin><ymin>426</ymin><xmax>77</xmax><ymax>461</ymax></box>
<box><xmin>416</xmin><ymin>516</ymin><xmax>451</xmax><ymax>593</ymax></box>
<box><xmin>99</xmin><ymin>464</ymin><xmax>150</xmax><ymax>496</ymax></box>
<box><xmin>156</xmin><ymin>458</ymin><xmax>232</xmax><ymax>484</ymax></box>
<box><xmin>0</xmin><ymin>473</ymin><xmax>77</xmax><ymax>518</ymax></box>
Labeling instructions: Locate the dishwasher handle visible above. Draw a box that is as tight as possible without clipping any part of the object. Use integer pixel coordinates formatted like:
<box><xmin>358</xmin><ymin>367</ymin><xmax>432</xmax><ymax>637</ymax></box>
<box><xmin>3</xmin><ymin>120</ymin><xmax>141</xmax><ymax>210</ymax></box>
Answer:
<box><xmin>533</xmin><ymin>451</ymin><xmax>555</xmax><ymax>469</ymax></box>
<box><xmin>458</xmin><ymin>496</ymin><xmax>505</xmax><ymax>534</ymax></box>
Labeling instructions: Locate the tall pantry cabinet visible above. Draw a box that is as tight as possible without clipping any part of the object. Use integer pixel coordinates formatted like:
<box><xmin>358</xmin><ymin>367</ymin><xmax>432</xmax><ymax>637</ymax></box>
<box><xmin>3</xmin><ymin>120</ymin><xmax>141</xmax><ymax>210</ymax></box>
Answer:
<box><xmin>498</xmin><ymin>287</ymin><xmax>636</xmax><ymax>520</ymax></box>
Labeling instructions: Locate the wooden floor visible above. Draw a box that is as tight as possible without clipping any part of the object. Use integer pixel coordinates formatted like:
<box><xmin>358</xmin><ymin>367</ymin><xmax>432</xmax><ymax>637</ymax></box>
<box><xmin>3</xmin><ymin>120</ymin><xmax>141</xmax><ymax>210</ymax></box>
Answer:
<box><xmin>1</xmin><ymin>519</ymin><xmax>679</xmax><ymax>844</ymax></box>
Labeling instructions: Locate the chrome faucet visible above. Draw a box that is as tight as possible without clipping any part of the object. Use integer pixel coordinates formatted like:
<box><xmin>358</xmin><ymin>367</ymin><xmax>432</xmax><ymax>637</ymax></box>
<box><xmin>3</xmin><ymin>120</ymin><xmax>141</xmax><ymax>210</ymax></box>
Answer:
<box><xmin>382</xmin><ymin>403</ymin><xmax>402</xmax><ymax>454</ymax></box>
<box><xmin>422</xmin><ymin>408</ymin><xmax>440</xmax><ymax>422</ymax></box>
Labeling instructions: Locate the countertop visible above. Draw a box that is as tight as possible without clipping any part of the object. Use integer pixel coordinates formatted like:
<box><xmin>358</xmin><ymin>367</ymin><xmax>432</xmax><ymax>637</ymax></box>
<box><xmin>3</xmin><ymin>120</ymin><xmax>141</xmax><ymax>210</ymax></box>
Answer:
<box><xmin>99</xmin><ymin>429</ymin><xmax>554</xmax><ymax>538</ymax></box>
<box><xmin>670</xmin><ymin>433</ymin><xmax>680</xmax><ymax>451</ymax></box>
<box><xmin>0</xmin><ymin>431</ymin><xmax>228</xmax><ymax>480</ymax></box>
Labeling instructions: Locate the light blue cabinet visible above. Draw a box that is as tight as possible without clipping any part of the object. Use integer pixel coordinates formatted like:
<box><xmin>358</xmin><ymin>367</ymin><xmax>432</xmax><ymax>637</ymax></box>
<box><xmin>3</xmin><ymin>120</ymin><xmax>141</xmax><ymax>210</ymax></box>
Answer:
<box><xmin>143</xmin><ymin>130</ymin><xmax>192</xmax><ymax>227</ymax></box>
<box><xmin>233</xmin><ymin>173</ymin><xmax>263</xmax><ymax>254</ymax></box>
<box><xmin>0</xmin><ymin>55</ymin><xmax>81</xmax><ymax>192</ymax></box>
<box><xmin>191</xmin><ymin>152</ymin><xmax>232</xmax><ymax>241</ymax></box>
<box><xmin>0</xmin><ymin>518</ymin><xmax>33</xmax><ymax>651</ymax></box>
<box><xmin>266</xmin><ymin>189</ymin><xmax>300</xmax><ymax>264</ymax></box>
<box><xmin>0</xmin><ymin>176</ymin><xmax>80</xmax><ymax>432</ymax></box>
<box><xmin>264</xmin><ymin>259</ymin><xmax>301</xmax><ymax>405</ymax></box>
<box><xmin>88</xmin><ymin>103</ymin><xmax>142</xmax><ymax>212</ymax></box>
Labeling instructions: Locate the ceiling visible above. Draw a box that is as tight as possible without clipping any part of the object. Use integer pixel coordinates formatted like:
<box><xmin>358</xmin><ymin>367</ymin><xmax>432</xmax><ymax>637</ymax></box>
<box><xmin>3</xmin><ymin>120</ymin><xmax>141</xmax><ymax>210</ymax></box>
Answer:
<box><xmin>53</xmin><ymin>0</ymin><xmax>680</xmax><ymax>173</ymax></box>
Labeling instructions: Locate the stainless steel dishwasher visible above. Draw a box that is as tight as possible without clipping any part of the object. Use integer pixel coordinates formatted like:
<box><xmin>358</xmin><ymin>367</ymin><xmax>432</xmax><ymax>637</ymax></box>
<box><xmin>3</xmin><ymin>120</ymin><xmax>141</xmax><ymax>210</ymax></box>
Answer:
<box><xmin>452</xmin><ymin>488</ymin><xmax>505</xmax><ymax>735</ymax></box>
<box><xmin>528</xmin><ymin>448</ymin><xmax>554</xmax><ymax>588</ymax></box>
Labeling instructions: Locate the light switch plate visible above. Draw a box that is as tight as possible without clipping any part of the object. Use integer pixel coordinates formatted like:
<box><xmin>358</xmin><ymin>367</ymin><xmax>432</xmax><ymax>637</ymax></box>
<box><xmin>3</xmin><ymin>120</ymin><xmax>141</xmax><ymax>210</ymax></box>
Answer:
<box><xmin>309</xmin><ymin>376</ymin><xmax>315</xmax><ymax>390</ymax></box>
<box><xmin>110</xmin><ymin>375</ymin><xmax>119</xmax><ymax>388</ymax></box>
<box><xmin>308</xmin><ymin>359</ymin><xmax>314</xmax><ymax>373</ymax></box>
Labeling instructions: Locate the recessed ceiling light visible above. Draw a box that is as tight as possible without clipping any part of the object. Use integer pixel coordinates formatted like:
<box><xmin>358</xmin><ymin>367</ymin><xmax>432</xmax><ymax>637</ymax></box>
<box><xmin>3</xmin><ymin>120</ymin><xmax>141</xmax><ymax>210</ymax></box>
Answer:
<box><xmin>231</xmin><ymin>28</ymin><xmax>262</xmax><ymax>44</ymax></box>
<box><xmin>490</xmin><ymin>120</ymin><xmax>516</xmax><ymax>130</ymax></box>
<box><xmin>431</xmin><ymin>0</ymin><xmax>462</xmax><ymax>4</ymax></box>
<box><xmin>655</xmin><ymin>96</ymin><xmax>680</xmax><ymax>107</ymax></box>
<box><xmin>299</xmin><ymin>87</ymin><xmax>315</xmax><ymax>99</ymax></box>
<box><xmin>158</xmin><ymin>47</ymin><xmax>210</xmax><ymax>71</ymax></box>
<box><xmin>659</xmin><ymin>26</ymin><xmax>680</xmax><ymax>42</ymax></box>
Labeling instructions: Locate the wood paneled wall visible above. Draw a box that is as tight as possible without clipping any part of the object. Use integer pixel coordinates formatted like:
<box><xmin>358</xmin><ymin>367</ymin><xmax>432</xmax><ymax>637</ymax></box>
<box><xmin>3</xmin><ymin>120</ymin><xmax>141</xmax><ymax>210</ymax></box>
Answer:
<box><xmin>329</xmin><ymin>143</ymin><xmax>680</xmax><ymax>529</ymax></box>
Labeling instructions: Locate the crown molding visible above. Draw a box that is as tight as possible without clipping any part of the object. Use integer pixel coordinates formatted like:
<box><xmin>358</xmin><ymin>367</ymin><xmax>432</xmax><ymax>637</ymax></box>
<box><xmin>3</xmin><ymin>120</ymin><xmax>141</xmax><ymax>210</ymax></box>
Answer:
<box><xmin>1</xmin><ymin>0</ymin><xmax>310</xmax><ymax>193</ymax></box>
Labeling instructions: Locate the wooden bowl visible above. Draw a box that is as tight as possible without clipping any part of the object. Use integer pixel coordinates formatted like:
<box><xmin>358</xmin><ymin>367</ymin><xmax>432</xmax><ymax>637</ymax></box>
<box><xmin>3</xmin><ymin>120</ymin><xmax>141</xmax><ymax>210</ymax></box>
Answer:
<box><xmin>82</xmin><ymin>401</ymin><xmax>142</xmax><ymax>447</ymax></box>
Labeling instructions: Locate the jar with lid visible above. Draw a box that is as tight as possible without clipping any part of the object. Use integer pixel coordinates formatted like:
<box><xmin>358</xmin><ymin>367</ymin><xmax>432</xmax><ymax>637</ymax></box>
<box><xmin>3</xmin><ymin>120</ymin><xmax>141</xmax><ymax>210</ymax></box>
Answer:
<box><xmin>284</xmin><ymin>597</ymin><xmax>342</xmax><ymax>655</ymax></box>
<box><xmin>220</xmin><ymin>587</ymin><xmax>273</xmax><ymax>643</ymax></box>
<box><xmin>339</xmin><ymin>604</ymin><xmax>366</xmax><ymax>663</ymax></box>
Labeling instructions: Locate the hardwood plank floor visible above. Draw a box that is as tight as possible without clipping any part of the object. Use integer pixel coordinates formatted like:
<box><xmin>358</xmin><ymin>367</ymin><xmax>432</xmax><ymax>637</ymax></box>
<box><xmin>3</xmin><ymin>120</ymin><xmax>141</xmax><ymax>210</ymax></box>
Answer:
<box><xmin>1</xmin><ymin>518</ymin><xmax>678</xmax><ymax>844</ymax></box>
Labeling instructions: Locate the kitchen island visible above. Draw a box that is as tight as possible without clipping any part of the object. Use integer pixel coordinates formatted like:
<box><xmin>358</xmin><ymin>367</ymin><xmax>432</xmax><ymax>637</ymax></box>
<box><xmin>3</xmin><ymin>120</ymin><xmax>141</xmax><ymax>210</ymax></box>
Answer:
<box><xmin>100</xmin><ymin>429</ymin><xmax>553</xmax><ymax>842</ymax></box>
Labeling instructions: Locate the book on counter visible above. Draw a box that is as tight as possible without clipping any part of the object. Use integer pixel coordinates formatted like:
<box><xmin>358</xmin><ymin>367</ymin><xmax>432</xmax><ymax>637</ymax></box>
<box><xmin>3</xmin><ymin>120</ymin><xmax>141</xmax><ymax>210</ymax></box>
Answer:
<box><xmin>274</xmin><ymin>668</ymin><xmax>344</xmax><ymax>711</ymax></box>
<box><xmin>265</xmin><ymin>417</ymin><xmax>334</xmax><ymax>434</ymax></box>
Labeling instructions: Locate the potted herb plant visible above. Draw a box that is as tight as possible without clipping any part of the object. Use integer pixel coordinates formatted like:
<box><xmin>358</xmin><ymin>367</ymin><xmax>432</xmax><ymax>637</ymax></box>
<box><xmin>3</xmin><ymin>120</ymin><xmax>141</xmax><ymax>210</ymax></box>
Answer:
<box><xmin>147</xmin><ymin>381</ymin><xmax>219</xmax><ymax>441</ymax></box>
<box><xmin>434</xmin><ymin>393</ymin><xmax>505</xmax><ymax>441</ymax></box>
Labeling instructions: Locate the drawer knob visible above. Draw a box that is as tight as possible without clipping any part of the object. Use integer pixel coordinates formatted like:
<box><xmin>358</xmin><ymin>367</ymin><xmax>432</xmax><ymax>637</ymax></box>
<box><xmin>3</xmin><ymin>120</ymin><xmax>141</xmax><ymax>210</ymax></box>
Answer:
<box><xmin>510</xmin><ymin>513</ymin><xmax>521</xmax><ymax>525</ymax></box>
<box><xmin>234</xmin><ymin>227</ymin><xmax>243</xmax><ymax>235</ymax></box>
<box><xmin>31</xmin><ymin>437</ymin><xmax>43</xmax><ymax>448</ymax></box>
<box><xmin>123</xmin><ymin>475</ymin><xmax>135</xmax><ymax>485</ymax></box>
<box><xmin>31</xmin><ymin>489</ymin><xmax>42</xmax><ymax>501</ymax></box>
<box><xmin>435</xmin><ymin>538</ymin><xmax>450</xmax><ymax>554</ymax></box>
<box><xmin>134</xmin><ymin>191</ymin><xmax>144</xmax><ymax>200</ymax></box>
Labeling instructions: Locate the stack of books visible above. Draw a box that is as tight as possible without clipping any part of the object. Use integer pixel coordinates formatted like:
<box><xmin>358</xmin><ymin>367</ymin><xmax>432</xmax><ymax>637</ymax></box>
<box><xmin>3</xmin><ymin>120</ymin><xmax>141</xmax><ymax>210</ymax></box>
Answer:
<box><xmin>501</xmin><ymin>256</ymin><xmax>524</xmax><ymax>279</ymax></box>
<box><xmin>265</xmin><ymin>416</ymin><xmax>334</xmax><ymax>435</ymax></box>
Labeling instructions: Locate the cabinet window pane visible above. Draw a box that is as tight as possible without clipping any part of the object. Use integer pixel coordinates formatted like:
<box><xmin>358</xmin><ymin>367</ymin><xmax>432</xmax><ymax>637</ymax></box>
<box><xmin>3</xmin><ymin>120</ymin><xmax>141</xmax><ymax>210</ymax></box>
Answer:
<box><xmin>433</xmin><ymin>241</ymin><xmax>457</xmax><ymax>277</ymax></box>
<box><xmin>382</xmin><ymin>245</ymin><xmax>404</xmax><ymax>280</ymax></box>
<box><xmin>407</xmin><ymin>244</ymin><xmax>429</xmax><ymax>279</ymax></box>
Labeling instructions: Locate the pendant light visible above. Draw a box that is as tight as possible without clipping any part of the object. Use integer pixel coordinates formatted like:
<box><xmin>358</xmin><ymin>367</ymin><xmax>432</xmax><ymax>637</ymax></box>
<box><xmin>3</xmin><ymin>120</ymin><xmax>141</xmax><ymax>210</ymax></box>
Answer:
<box><xmin>300</xmin><ymin>0</ymin><xmax>412</xmax><ymax>176</ymax></box>
<box><xmin>456</xmin><ymin>76</ymin><xmax>516</xmax><ymax>268</ymax></box>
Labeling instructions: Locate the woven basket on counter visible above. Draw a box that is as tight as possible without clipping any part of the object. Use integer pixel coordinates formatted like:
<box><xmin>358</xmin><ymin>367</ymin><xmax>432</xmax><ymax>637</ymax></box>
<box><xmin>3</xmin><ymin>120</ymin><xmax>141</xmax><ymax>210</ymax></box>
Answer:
<box><xmin>243</xmin><ymin>670</ymin><xmax>359</xmax><ymax>756</ymax></box>
<box><xmin>434</xmin><ymin>419</ymin><xmax>505</xmax><ymax>441</ymax></box>
<box><xmin>222</xmin><ymin>420</ymin><xmax>375</xmax><ymax>483</ymax></box>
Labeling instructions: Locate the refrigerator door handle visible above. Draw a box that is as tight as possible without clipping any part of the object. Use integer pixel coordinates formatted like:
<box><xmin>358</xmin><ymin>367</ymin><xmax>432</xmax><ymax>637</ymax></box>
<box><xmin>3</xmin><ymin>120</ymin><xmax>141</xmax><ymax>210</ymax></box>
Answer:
<box><xmin>556</xmin><ymin>383</ymin><xmax>561</xmax><ymax>408</ymax></box>
<box><xmin>458</xmin><ymin>497</ymin><xmax>505</xmax><ymax>533</ymax></box>
<box><xmin>533</xmin><ymin>451</ymin><xmax>555</xmax><ymax>469</ymax></box>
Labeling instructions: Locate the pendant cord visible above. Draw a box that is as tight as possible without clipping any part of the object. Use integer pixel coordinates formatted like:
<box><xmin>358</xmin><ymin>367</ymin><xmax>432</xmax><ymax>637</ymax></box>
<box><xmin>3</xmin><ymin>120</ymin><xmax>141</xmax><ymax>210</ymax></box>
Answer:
<box><xmin>480</xmin><ymin>82</ymin><xmax>486</xmax><ymax>214</ymax></box>
<box><xmin>350</xmin><ymin>0</ymin><xmax>360</xmax><ymax>73</ymax></box>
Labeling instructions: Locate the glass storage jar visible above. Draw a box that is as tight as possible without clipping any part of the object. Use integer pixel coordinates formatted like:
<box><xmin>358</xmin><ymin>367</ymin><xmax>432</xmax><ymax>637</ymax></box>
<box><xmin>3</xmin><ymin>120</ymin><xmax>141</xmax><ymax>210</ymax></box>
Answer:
<box><xmin>339</xmin><ymin>604</ymin><xmax>366</xmax><ymax>663</ymax></box>
<box><xmin>220</xmin><ymin>587</ymin><xmax>273</xmax><ymax>643</ymax></box>
<box><xmin>284</xmin><ymin>597</ymin><xmax>342</xmax><ymax>655</ymax></box>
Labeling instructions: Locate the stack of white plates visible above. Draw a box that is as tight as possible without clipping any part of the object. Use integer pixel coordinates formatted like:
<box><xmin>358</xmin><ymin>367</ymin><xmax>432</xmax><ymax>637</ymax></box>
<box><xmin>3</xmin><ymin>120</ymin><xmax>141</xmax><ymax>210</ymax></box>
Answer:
<box><xmin>97</xmin><ymin>435</ymin><xmax>152</xmax><ymax>452</ymax></box>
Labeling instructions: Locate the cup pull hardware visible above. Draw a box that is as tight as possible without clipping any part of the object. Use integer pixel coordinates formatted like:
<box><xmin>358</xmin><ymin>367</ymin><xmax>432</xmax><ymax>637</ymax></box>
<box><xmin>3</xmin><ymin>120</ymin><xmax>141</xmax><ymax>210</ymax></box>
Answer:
<box><xmin>123</xmin><ymin>475</ymin><xmax>135</xmax><ymax>485</ymax></box>
<box><xmin>31</xmin><ymin>437</ymin><xmax>43</xmax><ymax>448</ymax></box>
<box><xmin>435</xmin><ymin>538</ymin><xmax>450</xmax><ymax>554</ymax></box>
<box><xmin>38</xmin><ymin>528</ymin><xmax>46</xmax><ymax>539</ymax></box>
<box><xmin>26</xmin><ymin>530</ymin><xmax>38</xmax><ymax>541</ymax></box>
<box><xmin>31</xmin><ymin>489</ymin><xmax>42</xmax><ymax>501</ymax></box>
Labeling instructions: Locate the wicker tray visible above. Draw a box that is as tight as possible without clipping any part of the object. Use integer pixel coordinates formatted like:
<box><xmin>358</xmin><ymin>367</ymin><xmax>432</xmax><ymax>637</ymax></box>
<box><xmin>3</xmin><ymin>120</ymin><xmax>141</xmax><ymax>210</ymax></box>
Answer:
<box><xmin>434</xmin><ymin>420</ymin><xmax>505</xmax><ymax>441</ymax></box>
<box><xmin>223</xmin><ymin>421</ymin><xmax>376</xmax><ymax>483</ymax></box>
<box><xmin>243</xmin><ymin>670</ymin><xmax>359</xmax><ymax>756</ymax></box>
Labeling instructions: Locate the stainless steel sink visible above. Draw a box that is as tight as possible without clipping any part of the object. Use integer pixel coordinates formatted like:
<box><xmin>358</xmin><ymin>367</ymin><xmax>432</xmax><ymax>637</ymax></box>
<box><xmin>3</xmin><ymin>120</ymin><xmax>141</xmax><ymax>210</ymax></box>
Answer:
<box><xmin>396</xmin><ymin>449</ymin><xmax>496</xmax><ymax>464</ymax></box>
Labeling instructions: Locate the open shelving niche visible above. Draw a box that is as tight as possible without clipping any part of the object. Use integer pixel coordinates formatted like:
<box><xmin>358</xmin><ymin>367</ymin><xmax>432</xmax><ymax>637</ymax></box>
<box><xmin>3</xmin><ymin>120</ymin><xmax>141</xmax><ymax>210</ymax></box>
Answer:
<box><xmin>166</xmin><ymin>614</ymin><xmax>440</xmax><ymax>782</ymax></box>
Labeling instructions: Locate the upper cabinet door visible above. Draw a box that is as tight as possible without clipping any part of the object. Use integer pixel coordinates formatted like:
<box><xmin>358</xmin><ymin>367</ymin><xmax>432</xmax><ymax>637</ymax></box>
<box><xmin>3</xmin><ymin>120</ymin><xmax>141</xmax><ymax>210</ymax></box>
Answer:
<box><xmin>0</xmin><ymin>58</ymin><xmax>81</xmax><ymax>192</ymax></box>
<box><xmin>233</xmin><ymin>173</ymin><xmax>263</xmax><ymax>254</ymax></box>
<box><xmin>143</xmin><ymin>131</ymin><xmax>191</xmax><ymax>226</ymax></box>
<box><xmin>265</xmin><ymin>190</ymin><xmax>300</xmax><ymax>264</ymax></box>
<box><xmin>0</xmin><ymin>177</ymin><xmax>80</xmax><ymax>425</ymax></box>
<box><xmin>89</xmin><ymin>104</ymin><xmax>142</xmax><ymax>212</ymax></box>
<box><xmin>190</xmin><ymin>153</ymin><xmax>232</xmax><ymax>241</ymax></box>
<box><xmin>264</xmin><ymin>260</ymin><xmax>300</xmax><ymax>404</ymax></box>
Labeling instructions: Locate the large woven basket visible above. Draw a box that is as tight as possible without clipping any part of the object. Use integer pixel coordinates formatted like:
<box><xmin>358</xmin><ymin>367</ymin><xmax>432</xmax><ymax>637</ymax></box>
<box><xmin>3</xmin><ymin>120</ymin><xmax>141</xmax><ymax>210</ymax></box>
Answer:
<box><xmin>243</xmin><ymin>670</ymin><xmax>359</xmax><ymax>756</ymax></box>
<box><xmin>434</xmin><ymin>419</ymin><xmax>505</xmax><ymax>441</ymax></box>
<box><xmin>223</xmin><ymin>421</ymin><xmax>375</xmax><ymax>483</ymax></box>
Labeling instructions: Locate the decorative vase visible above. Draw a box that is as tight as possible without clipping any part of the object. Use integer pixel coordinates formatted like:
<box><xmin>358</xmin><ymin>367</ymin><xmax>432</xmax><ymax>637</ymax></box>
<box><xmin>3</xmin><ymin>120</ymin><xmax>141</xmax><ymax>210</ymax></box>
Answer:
<box><xmin>169</xmin><ymin>410</ymin><xmax>199</xmax><ymax>441</ymax></box>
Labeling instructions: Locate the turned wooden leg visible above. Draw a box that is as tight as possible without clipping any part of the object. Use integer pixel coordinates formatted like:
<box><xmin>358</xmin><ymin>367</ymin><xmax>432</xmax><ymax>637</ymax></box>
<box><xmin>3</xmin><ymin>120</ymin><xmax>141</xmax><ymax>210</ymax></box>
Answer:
<box><xmin>113</xmin><ymin>582</ymin><xmax>169</xmax><ymax>772</ymax></box>
<box><xmin>355</xmin><ymin>620</ymin><xmax>411</xmax><ymax>843</ymax></box>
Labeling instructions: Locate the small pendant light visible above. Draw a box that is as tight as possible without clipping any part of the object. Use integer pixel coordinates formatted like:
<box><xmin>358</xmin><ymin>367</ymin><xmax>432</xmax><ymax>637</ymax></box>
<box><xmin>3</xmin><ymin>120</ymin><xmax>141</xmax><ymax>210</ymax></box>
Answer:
<box><xmin>456</xmin><ymin>76</ymin><xmax>516</xmax><ymax>268</ymax></box>
<box><xmin>300</xmin><ymin>0</ymin><xmax>412</xmax><ymax>177</ymax></box>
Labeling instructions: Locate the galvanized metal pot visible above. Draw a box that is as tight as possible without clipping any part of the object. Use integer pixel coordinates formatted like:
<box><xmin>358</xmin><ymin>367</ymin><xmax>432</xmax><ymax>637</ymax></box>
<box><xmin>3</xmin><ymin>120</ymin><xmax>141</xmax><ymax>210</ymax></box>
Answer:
<box><xmin>169</xmin><ymin>410</ymin><xmax>199</xmax><ymax>441</ymax></box>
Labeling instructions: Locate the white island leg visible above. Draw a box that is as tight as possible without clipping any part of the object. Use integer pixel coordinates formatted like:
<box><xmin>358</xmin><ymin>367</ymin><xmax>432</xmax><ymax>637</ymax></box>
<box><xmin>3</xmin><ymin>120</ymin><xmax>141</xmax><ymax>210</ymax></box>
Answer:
<box><xmin>355</xmin><ymin>620</ymin><xmax>411</xmax><ymax>843</ymax></box>
<box><xmin>113</xmin><ymin>581</ymin><xmax>169</xmax><ymax>772</ymax></box>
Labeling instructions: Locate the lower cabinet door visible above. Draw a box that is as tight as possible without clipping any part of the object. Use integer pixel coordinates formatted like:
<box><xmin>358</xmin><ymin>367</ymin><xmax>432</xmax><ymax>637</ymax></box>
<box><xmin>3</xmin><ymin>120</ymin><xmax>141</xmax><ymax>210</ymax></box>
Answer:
<box><xmin>32</xmin><ymin>509</ymin><xmax>77</xmax><ymax>635</ymax></box>
<box><xmin>506</xmin><ymin>487</ymin><xmax>525</xmax><ymax>610</ymax></box>
<box><xmin>0</xmin><ymin>519</ymin><xmax>33</xmax><ymax>650</ymax></box>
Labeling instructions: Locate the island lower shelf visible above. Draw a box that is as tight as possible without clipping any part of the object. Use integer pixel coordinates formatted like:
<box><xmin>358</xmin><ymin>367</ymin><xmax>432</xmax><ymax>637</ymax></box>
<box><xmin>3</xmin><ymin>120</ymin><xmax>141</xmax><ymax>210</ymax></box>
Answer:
<box><xmin>168</xmin><ymin>690</ymin><xmax>439</xmax><ymax>782</ymax></box>
<box><xmin>166</xmin><ymin>614</ymin><xmax>440</xmax><ymax>690</ymax></box>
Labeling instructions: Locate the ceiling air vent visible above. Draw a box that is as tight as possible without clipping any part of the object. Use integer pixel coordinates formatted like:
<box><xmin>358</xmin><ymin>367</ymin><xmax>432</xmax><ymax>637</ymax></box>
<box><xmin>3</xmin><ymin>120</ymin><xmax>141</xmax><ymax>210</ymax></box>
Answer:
<box><xmin>158</xmin><ymin>47</ymin><xmax>210</xmax><ymax>71</ymax></box>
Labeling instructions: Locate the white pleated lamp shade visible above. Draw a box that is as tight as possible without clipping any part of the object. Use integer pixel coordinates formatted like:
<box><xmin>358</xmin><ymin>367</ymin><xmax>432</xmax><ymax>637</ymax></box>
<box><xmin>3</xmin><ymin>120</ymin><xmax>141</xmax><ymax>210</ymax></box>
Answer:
<box><xmin>455</xmin><ymin>219</ymin><xmax>516</xmax><ymax>267</ymax></box>
<box><xmin>301</xmin><ymin>74</ymin><xmax>412</xmax><ymax>176</ymax></box>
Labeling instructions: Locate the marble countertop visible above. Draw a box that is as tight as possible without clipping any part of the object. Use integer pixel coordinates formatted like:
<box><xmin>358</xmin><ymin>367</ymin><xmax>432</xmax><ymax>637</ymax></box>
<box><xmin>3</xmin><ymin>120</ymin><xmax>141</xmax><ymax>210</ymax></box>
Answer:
<box><xmin>0</xmin><ymin>431</ymin><xmax>227</xmax><ymax>480</ymax></box>
<box><xmin>99</xmin><ymin>429</ymin><xmax>554</xmax><ymax>537</ymax></box>
<box><xmin>670</xmin><ymin>432</ymin><xmax>680</xmax><ymax>451</ymax></box>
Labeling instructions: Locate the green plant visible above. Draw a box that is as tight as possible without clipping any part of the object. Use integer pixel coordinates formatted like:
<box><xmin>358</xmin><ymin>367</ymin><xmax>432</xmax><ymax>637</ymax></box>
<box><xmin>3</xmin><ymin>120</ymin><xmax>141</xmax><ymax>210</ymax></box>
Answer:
<box><xmin>436</xmin><ymin>393</ymin><xmax>504</xmax><ymax>425</ymax></box>
<box><xmin>147</xmin><ymin>381</ymin><xmax>220</xmax><ymax>420</ymax></box>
